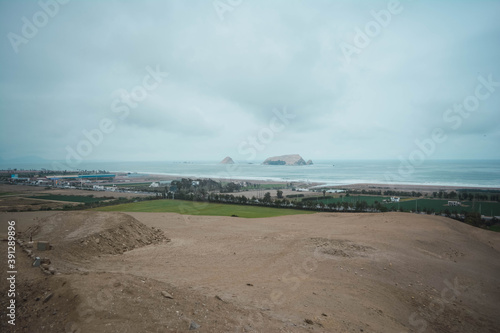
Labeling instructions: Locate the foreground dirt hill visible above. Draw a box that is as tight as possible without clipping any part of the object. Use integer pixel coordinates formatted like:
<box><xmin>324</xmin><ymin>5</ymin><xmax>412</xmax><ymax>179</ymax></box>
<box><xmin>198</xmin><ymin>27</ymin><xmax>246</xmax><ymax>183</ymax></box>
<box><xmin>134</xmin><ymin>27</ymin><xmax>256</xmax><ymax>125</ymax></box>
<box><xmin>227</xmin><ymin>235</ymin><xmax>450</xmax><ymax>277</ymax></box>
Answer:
<box><xmin>1</xmin><ymin>211</ymin><xmax>499</xmax><ymax>332</ymax></box>
<box><xmin>1</xmin><ymin>212</ymin><xmax>291</xmax><ymax>333</ymax></box>
<box><xmin>19</xmin><ymin>211</ymin><xmax>167</xmax><ymax>272</ymax></box>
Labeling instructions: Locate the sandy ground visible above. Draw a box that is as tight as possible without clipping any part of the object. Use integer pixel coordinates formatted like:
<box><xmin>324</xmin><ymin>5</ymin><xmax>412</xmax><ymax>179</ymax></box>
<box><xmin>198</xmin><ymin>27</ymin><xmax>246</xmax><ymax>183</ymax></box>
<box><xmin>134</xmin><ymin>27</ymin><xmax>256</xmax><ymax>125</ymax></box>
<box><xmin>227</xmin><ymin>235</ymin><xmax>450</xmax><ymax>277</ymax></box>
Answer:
<box><xmin>1</xmin><ymin>210</ymin><xmax>499</xmax><ymax>333</ymax></box>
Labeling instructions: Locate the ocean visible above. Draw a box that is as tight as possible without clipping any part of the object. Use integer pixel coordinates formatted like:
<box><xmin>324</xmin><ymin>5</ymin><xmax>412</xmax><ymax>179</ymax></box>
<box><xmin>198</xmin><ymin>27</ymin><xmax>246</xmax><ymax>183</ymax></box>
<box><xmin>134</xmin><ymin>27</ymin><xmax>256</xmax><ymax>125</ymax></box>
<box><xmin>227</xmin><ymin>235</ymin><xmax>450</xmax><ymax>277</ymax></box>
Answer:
<box><xmin>5</xmin><ymin>159</ymin><xmax>499</xmax><ymax>188</ymax></box>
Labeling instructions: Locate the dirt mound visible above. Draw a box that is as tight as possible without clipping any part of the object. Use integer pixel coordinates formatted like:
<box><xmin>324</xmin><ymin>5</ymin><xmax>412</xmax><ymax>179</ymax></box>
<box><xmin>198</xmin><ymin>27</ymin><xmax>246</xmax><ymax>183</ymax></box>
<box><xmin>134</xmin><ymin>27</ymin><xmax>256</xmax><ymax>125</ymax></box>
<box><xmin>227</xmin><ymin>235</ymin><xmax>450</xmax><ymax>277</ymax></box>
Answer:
<box><xmin>5</xmin><ymin>210</ymin><xmax>500</xmax><ymax>332</ymax></box>
<box><xmin>21</xmin><ymin>211</ymin><xmax>167</xmax><ymax>266</ymax></box>
<box><xmin>1</xmin><ymin>236</ymin><xmax>286</xmax><ymax>333</ymax></box>
<box><xmin>310</xmin><ymin>237</ymin><xmax>375</xmax><ymax>258</ymax></box>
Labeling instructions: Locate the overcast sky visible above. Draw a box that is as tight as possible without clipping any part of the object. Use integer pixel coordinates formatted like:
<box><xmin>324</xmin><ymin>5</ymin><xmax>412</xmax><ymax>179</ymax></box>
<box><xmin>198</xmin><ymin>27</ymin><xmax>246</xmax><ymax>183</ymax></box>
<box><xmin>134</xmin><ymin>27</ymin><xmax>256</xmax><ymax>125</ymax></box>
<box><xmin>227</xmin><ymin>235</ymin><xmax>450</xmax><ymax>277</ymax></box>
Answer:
<box><xmin>1</xmin><ymin>0</ymin><xmax>499</xmax><ymax>164</ymax></box>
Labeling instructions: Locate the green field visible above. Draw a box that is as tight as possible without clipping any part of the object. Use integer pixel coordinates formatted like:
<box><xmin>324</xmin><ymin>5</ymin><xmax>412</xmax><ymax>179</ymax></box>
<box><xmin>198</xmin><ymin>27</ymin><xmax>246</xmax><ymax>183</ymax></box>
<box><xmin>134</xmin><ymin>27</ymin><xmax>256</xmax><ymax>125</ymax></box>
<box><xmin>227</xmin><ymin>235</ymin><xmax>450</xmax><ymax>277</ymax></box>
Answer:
<box><xmin>115</xmin><ymin>183</ymin><xmax>151</xmax><ymax>188</ymax></box>
<box><xmin>315</xmin><ymin>195</ymin><xmax>391</xmax><ymax>206</ymax></box>
<box><xmin>29</xmin><ymin>195</ymin><xmax>109</xmax><ymax>203</ymax></box>
<box><xmin>93</xmin><ymin>199</ymin><xmax>314</xmax><ymax>218</ymax></box>
<box><xmin>384</xmin><ymin>199</ymin><xmax>500</xmax><ymax>215</ymax></box>
<box><xmin>314</xmin><ymin>195</ymin><xmax>500</xmax><ymax>215</ymax></box>
<box><xmin>254</xmin><ymin>183</ymin><xmax>286</xmax><ymax>189</ymax></box>
<box><xmin>0</xmin><ymin>192</ymin><xmax>14</xmax><ymax>197</ymax></box>
<box><xmin>490</xmin><ymin>225</ymin><xmax>500</xmax><ymax>232</ymax></box>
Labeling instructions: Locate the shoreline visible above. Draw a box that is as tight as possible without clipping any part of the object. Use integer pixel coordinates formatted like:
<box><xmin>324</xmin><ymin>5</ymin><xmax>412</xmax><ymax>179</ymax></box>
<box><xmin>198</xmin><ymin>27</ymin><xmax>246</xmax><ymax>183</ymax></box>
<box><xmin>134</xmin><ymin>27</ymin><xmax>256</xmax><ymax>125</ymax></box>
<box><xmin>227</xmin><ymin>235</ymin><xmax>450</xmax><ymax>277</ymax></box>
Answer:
<box><xmin>111</xmin><ymin>172</ymin><xmax>500</xmax><ymax>193</ymax></box>
<box><xmin>2</xmin><ymin>168</ymin><xmax>499</xmax><ymax>193</ymax></box>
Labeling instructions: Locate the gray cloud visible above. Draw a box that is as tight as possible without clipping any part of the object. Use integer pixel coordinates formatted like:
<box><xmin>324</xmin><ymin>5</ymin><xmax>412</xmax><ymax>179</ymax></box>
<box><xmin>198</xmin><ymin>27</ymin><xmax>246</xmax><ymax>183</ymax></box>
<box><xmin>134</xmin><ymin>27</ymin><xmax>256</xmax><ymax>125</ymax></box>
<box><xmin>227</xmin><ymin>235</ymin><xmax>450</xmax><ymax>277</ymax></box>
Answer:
<box><xmin>1</xmin><ymin>0</ymin><xmax>499</xmax><ymax>162</ymax></box>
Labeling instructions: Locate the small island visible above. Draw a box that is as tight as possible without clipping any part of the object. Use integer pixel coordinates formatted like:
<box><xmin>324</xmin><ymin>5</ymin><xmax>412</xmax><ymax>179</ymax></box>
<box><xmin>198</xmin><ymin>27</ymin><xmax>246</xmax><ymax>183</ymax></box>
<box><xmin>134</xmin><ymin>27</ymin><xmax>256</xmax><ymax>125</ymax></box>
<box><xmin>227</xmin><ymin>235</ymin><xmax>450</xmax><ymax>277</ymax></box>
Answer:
<box><xmin>219</xmin><ymin>156</ymin><xmax>235</xmax><ymax>164</ymax></box>
<box><xmin>263</xmin><ymin>154</ymin><xmax>311</xmax><ymax>166</ymax></box>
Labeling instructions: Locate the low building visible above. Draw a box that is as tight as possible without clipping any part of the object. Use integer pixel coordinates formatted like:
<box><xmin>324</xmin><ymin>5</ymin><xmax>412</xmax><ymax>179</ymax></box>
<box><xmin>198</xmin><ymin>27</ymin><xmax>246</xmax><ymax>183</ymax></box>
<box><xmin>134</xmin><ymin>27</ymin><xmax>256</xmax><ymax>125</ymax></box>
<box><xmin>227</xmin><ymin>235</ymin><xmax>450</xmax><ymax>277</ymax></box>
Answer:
<box><xmin>36</xmin><ymin>180</ymin><xmax>51</xmax><ymax>186</ymax></box>
<box><xmin>448</xmin><ymin>201</ymin><xmax>461</xmax><ymax>206</ymax></box>
<box><xmin>10</xmin><ymin>174</ymin><xmax>30</xmax><ymax>182</ymax></box>
<box><xmin>46</xmin><ymin>174</ymin><xmax>116</xmax><ymax>181</ymax></box>
<box><xmin>390</xmin><ymin>197</ymin><xmax>400</xmax><ymax>202</ymax></box>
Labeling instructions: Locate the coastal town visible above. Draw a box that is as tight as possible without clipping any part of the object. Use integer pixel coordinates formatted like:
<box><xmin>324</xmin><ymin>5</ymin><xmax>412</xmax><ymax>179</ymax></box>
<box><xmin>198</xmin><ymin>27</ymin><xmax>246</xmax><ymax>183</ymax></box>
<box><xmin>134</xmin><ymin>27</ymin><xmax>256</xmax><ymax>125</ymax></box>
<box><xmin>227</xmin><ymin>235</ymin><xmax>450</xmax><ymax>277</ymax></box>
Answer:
<box><xmin>2</xmin><ymin>167</ymin><xmax>499</xmax><ymax>227</ymax></box>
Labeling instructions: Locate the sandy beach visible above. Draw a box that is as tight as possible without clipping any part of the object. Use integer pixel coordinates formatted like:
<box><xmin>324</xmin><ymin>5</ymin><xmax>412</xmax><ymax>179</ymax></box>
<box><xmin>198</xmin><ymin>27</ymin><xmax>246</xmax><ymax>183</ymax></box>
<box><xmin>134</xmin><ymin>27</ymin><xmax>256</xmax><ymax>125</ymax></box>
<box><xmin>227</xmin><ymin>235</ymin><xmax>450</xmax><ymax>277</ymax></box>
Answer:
<box><xmin>109</xmin><ymin>172</ymin><xmax>500</xmax><ymax>192</ymax></box>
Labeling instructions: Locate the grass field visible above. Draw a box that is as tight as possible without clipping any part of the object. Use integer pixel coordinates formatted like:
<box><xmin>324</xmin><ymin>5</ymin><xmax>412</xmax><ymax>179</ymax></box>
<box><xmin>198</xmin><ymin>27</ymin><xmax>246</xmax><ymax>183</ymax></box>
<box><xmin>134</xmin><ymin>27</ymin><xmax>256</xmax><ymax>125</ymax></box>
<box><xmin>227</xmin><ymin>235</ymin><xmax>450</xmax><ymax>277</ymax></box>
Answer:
<box><xmin>314</xmin><ymin>195</ymin><xmax>500</xmax><ymax>215</ymax></box>
<box><xmin>254</xmin><ymin>183</ymin><xmax>287</xmax><ymax>189</ymax></box>
<box><xmin>115</xmin><ymin>183</ymin><xmax>152</xmax><ymax>188</ymax></box>
<box><xmin>93</xmin><ymin>199</ymin><xmax>314</xmax><ymax>218</ymax></box>
<box><xmin>384</xmin><ymin>199</ymin><xmax>500</xmax><ymax>215</ymax></box>
<box><xmin>29</xmin><ymin>195</ymin><xmax>110</xmax><ymax>203</ymax></box>
<box><xmin>489</xmin><ymin>225</ymin><xmax>500</xmax><ymax>232</ymax></box>
<box><xmin>0</xmin><ymin>192</ymin><xmax>14</xmax><ymax>197</ymax></box>
<box><xmin>316</xmin><ymin>195</ymin><xmax>391</xmax><ymax>206</ymax></box>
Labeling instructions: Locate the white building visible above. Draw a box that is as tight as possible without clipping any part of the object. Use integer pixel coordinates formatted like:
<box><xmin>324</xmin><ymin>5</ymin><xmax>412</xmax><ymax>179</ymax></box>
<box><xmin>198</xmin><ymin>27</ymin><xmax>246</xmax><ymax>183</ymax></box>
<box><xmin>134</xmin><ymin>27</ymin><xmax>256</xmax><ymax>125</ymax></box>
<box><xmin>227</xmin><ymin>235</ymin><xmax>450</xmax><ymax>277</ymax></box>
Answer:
<box><xmin>390</xmin><ymin>197</ymin><xmax>400</xmax><ymax>202</ymax></box>
<box><xmin>448</xmin><ymin>201</ymin><xmax>461</xmax><ymax>206</ymax></box>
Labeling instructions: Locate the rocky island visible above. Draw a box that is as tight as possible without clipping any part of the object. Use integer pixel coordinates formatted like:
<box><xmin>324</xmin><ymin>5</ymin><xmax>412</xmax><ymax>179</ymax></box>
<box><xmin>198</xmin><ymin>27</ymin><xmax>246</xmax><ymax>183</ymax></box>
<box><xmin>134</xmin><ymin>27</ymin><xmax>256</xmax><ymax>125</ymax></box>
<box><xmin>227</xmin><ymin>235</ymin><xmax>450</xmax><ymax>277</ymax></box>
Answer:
<box><xmin>263</xmin><ymin>154</ymin><xmax>311</xmax><ymax>166</ymax></box>
<box><xmin>219</xmin><ymin>156</ymin><xmax>235</xmax><ymax>164</ymax></box>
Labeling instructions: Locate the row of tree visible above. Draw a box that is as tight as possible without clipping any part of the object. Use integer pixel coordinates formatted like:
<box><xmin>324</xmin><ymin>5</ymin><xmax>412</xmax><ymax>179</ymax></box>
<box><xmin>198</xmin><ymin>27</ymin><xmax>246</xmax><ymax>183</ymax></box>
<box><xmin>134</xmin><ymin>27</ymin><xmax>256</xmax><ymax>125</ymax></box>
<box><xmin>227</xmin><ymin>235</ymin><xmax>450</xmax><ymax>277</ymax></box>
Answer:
<box><xmin>170</xmin><ymin>178</ymin><xmax>242</xmax><ymax>193</ymax></box>
<box><xmin>348</xmin><ymin>189</ymin><xmax>424</xmax><ymax>197</ymax></box>
<box><xmin>168</xmin><ymin>189</ymin><xmax>386</xmax><ymax>212</ymax></box>
<box><xmin>432</xmin><ymin>191</ymin><xmax>500</xmax><ymax>201</ymax></box>
<box><xmin>342</xmin><ymin>188</ymin><xmax>499</xmax><ymax>202</ymax></box>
